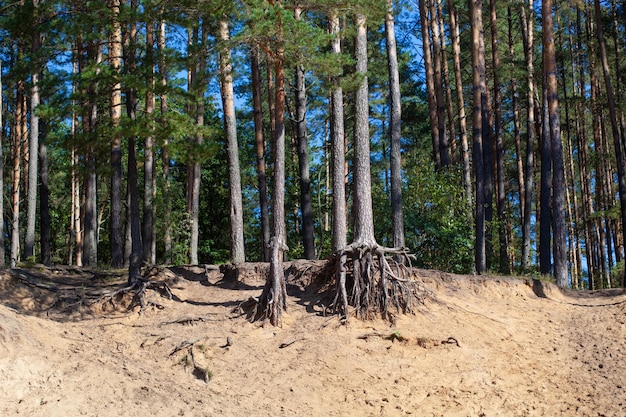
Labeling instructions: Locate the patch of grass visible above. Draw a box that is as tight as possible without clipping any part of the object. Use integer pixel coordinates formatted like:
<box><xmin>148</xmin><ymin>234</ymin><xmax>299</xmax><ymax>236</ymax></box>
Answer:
<box><xmin>180</xmin><ymin>355</ymin><xmax>191</xmax><ymax>366</ymax></box>
<box><xmin>386</xmin><ymin>330</ymin><xmax>408</xmax><ymax>343</ymax></box>
<box><xmin>18</xmin><ymin>256</ymin><xmax>38</xmax><ymax>268</ymax></box>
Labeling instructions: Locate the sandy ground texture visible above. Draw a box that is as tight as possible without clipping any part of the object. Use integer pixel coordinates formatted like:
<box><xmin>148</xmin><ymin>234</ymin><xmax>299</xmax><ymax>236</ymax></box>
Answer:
<box><xmin>0</xmin><ymin>261</ymin><xmax>625</xmax><ymax>417</ymax></box>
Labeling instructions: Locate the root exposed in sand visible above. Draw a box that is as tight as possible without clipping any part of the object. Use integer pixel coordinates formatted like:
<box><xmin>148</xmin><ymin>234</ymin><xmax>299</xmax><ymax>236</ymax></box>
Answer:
<box><xmin>9</xmin><ymin>267</ymin><xmax>173</xmax><ymax>315</ymax></box>
<box><xmin>334</xmin><ymin>243</ymin><xmax>429</xmax><ymax>323</ymax></box>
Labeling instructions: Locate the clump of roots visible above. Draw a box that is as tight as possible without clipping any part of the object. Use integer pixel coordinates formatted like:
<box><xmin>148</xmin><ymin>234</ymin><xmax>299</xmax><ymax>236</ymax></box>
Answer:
<box><xmin>333</xmin><ymin>244</ymin><xmax>428</xmax><ymax>323</ymax></box>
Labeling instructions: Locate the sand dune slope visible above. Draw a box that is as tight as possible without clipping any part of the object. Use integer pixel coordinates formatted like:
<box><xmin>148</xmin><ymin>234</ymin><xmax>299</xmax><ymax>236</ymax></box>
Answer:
<box><xmin>0</xmin><ymin>264</ymin><xmax>625</xmax><ymax>417</ymax></box>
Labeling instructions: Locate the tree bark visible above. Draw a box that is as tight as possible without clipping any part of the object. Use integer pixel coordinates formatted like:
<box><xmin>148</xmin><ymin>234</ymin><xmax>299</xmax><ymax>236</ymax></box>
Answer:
<box><xmin>490</xmin><ymin>0</ymin><xmax>510</xmax><ymax>273</ymax></box>
<box><xmin>25</xmin><ymin>0</ymin><xmax>41</xmax><ymax>261</ymax></box>
<box><xmin>125</xmin><ymin>0</ymin><xmax>143</xmax><ymax>283</ymax></box>
<box><xmin>39</xmin><ymin>122</ymin><xmax>50</xmax><ymax>266</ymax></box>
<box><xmin>448</xmin><ymin>0</ymin><xmax>471</xmax><ymax>206</ymax></box>
<box><xmin>293</xmin><ymin>6</ymin><xmax>315</xmax><ymax>260</ymax></box>
<box><xmin>543</xmin><ymin>0</ymin><xmax>568</xmax><ymax>287</ymax></box>
<box><xmin>385</xmin><ymin>0</ymin><xmax>405</xmax><ymax>252</ymax></box>
<box><xmin>353</xmin><ymin>13</ymin><xmax>375</xmax><ymax>245</ymax></box>
<box><xmin>70</xmin><ymin>57</ymin><xmax>82</xmax><ymax>266</ymax></box>
<box><xmin>157</xmin><ymin>13</ymin><xmax>172</xmax><ymax>265</ymax></box>
<box><xmin>418</xmin><ymin>0</ymin><xmax>441</xmax><ymax>168</ymax></box>
<box><xmin>127</xmin><ymin>136</ymin><xmax>143</xmax><ymax>282</ymax></box>
<box><xmin>330</xmin><ymin>11</ymin><xmax>347</xmax><ymax>254</ymax></box>
<box><xmin>539</xmin><ymin>88</ymin><xmax>553</xmax><ymax>276</ymax></box>
<box><xmin>429</xmin><ymin>0</ymin><xmax>449</xmax><ymax>168</ymax></box>
<box><xmin>0</xmin><ymin>61</ymin><xmax>4</xmax><ymax>267</ymax></box>
<box><xmin>218</xmin><ymin>17</ymin><xmax>246</xmax><ymax>265</ymax></box>
<box><xmin>595</xmin><ymin>0</ymin><xmax>626</xmax><ymax>287</ymax></box>
<box><xmin>260</xmin><ymin>0</ymin><xmax>288</xmax><ymax>326</ymax></box>
<box><xmin>187</xmin><ymin>23</ymin><xmax>208</xmax><ymax>265</ymax></box>
<box><xmin>143</xmin><ymin>19</ymin><xmax>155</xmax><ymax>265</ymax></box>
<box><xmin>11</xmin><ymin>79</ymin><xmax>25</xmax><ymax>267</ymax></box>
<box><xmin>520</xmin><ymin>1</ymin><xmax>536</xmax><ymax>271</ymax></box>
<box><xmin>508</xmin><ymin>6</ymin><xmax>525</xmax><ymax>261</ymax></box>
<box><xmin>438</xmin><ymin>0</ymin><xmax>456</xmax><ymax>163</ymax></box>
<box><xmin>251</xmin><ymin>47</ymin><xmax>270</xmax><ymax>261</ymax></box>
<box><xmin>334</xmin><ymin>12</ymin><xmax>419</xmax><ymax>321</ymax></box>
<box><xmin>470</xmin><ymin>0</ymin><xmax>487</xmax><ymax>274</ymax></box>
<box><xmin>109</xmin><ymin>0</ymin><xmax>123</xmax><ymax>268</ymax></box>
<box><xmin>82</xmin><ymin>41</ymin><xmax>101</xmax><ymax>268</ymax></box>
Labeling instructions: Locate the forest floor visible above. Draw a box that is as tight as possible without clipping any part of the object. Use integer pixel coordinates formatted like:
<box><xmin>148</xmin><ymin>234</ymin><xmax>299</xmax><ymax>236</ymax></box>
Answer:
<box><xmin>0</xmin><ymin>261</ymin><xmax>625</xmax><ymax>417</ymax></box>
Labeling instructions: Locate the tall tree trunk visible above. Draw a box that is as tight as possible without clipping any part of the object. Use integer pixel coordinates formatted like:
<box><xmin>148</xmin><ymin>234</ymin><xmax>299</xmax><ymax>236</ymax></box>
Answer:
<box><xmin>109</xmin><ymin>0</ymin><xmax>123</xmax><ymax>268</ymax></box>
<box><xmin>11</xmin><ymin>79</ymin><xmax>24</xmax><ymax>268</ymax></box>
<box><xmin>294</xmin><ymin>7</ymin><xmax>315</xmax><ymax>260</ymax></box>
<box><xmin>509</xmin><ymin>6</ymin><xmax>525</xmax><ymax>260</ymax></box>
<box><xmin>543</xmin><ymin>0</ymin><xmax>568</xmax><ymax>287</ymax></box>
<box><xmin>429</xmin><ymin>0</ymin><xmax>449</xmax><ymax>168</ymax></box>
<box><xmin>39</xmin><ymin>121</ymin><xmax>50</xmax><ymax>266</ymax></box>
<box><xmin>595</xmin><ymin>0</ymin><xmax>626</xmax><ymax>287</ymax></box>
<box><xmin>0</xmin><ymin>61</ymin><xmax>4</xmax><ymax>267</ymax></box>
<box><xmin>124</xmin><ymin>189</ymin><xmax>131</xmax><ymax>267</ymax></box>
<box><xmin>143</xmin><ymin>19</ymin><xmax>155</xmax><ymax>265</ymax></box>
<box><xmin>126</xmin><ymin>0</ymin><xmax>143</xmax><ymax>283</ymax></box>
<box><xmin>218</xmin><ymin>17</ymin><xmax>246</xmax><ymax>265</ymax></box>
<box><xmin>385</xmin><ymin>0</ymin><xmax>405</xmax><ymax>252</ymax></box>
<box><xmin>470</xmin><ymin>0</ymin><xmax>487</xmax><ymax>274</ymax></box>
<box><xmin>539</xmin><ymin>89</ymin><xmax>553</xmax><ymax>275</ymax></box>
<box><xmin>83</xmin><ymin>155</ymin><xmax>98</xmax><ymax>267</ymax></box>
<box><xmin>157</xmin><ymin>13</ymin><xmax>171</xmax><ymax>265</ymax></box>
<box><xmin>418</xmin><ymin>0</ymin><xmax>441</xmax><ymax>168</ymax></box>
<box><xmin>82</xmin><ymin>42</ymin><xmax>102</xmax><ymax>267</ymax></box>
<box><xmin>127</xmin><ymin>137</ymin><xmax>143</xmax><ymax>282</ymax></box>
<box><xmin>353</xmin><ymin>13</ymin><xmax>375</xmax><ymax>246</ymax></box>
<box><xmin>520</xmin><ymin>1</ymin><xmax>536</xmax><ymax>271</ymax></box>
<box><xmin>260</xmin><ymin>0</ymin><xmax>288</xmax><ymax>326</ymax></box>
<box><xmin>330</xmin><ymin>11</ymin><xmax>347</xmax><ymax>254</ymax></box>
<box><xmin>251</xmin><ymin>46</ymin><xmax>270</xmax><ymax>262</ymax></box>
<box><xmin>448</xmin><ymin>0</ymin><xmax>471</xmax><ymax>205</ymax></box>
<box><xmin>70</xmin><ymin>56</ymin><xmax>82</xmax><ymax>266</ymax></box>
<box><xmin>25</xmin><ymin>0</ymin><xmax>41</xmax><ymax>260</ymax></box>
<box><xmin>259</xmin><ymin>0</ymin><xmax>289</xmax><ymax>326</ymax></box>
<box><xmin>335</xmin><ymin>12</ymin><xmax>418</xmax><ymax>321</ymax></box>
<box><xmin>187</xmin><ymin>23</ymin><xmax>208</xmax><ymax>265</ymax></box>
<box><xmin>491</xmin><ymin>0</ymin><xmax>510</xmax><ymax>273</ymax></box>
<box><xmin>438</xmin><ymin>0</ymin><xmax>456</xmax><ymax>163</ymax></box>
<box><xmin>329</xmin><ymin>11</ymin><xmax>349</xmax><ymax>315</ymax></box>
<box><xmin>561</xmin><ymin>45</ymin><xmax>582</xmax><ymax>286</ymax></box>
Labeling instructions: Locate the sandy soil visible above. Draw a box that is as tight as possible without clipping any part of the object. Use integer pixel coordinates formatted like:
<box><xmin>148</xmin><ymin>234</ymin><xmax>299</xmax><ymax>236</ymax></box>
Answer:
<box><xmin>0</xmin><ymin>262</ymin><xmax>625</xmax><ymax>417</ymax></box>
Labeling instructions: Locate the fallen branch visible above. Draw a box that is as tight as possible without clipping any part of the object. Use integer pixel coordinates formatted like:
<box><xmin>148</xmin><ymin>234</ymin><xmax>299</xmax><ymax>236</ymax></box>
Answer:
<box><xmin>279</xmin><ymin>338</ymin><xmax>305</xmax><ymax>349</ymax></box>
<box><xmin>441</xmin><ymin>337</ymin><xmax>460</xmax><ymax>347</ymax></box>
<box><xmin>158</xmin><ymin>315</ymin><xmax>218</xmax><ymax>327</ymax></box>
<box><xmin>169</xmin><ymin>339</ymin><xmax>199</xmax><ymax>356</ymax></box>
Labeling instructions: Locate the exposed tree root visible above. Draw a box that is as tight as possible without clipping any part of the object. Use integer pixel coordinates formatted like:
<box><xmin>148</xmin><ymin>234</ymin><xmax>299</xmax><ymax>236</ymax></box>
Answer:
<box><xmin>158</xmin><ymin>315</ymin><xmax>218</xmax><ymax>327</ymax></box>
<box><xmin>89</xmin><ymin>278</ymin><xmax>173</xmax><ymax>313</ymax></box>
<box><xmin>255</xmin><ymin>237</ymin><xmax>288</xmax><ymax>326</ymax></box>
<box><xmin>8</xmin><ymin>268</ymin><xmax>172</xmax><ymax>315</ymax></box>
<box><xmin>333</xmin><ymin>243</ymin><xmax>429</xmax><ymax>323</ymax></box>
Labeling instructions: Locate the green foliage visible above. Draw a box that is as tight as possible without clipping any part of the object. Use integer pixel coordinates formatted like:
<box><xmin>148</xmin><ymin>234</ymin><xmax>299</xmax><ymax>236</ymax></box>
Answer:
<box><xmin>610</xmin><ymin>261</ymin><xmax>624</xmax><ymax>289</ymax></box>
<box><xmin>18</xmin><ymin>256</ymin><xmax>38</xmax><ymax>268</ymax></box>
<box><xmin>198</xmin><ymin>138</ymin><xmax>231</xmax><ymax>265</ymax></box>
<box><xmin>386</xmin><ymin>330</ymin><xmax>407</xmax><ymax>342</ymax></box>
<box><xmin>404</xmin><ymin>163</ymin><xmax>474</xmax><ymax>274</ymax></box>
